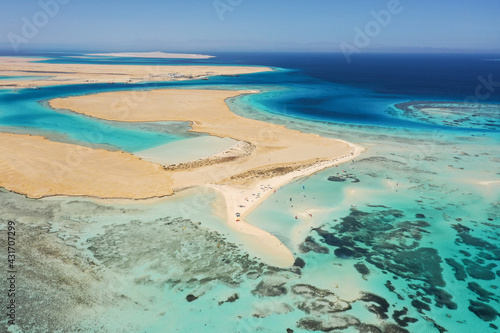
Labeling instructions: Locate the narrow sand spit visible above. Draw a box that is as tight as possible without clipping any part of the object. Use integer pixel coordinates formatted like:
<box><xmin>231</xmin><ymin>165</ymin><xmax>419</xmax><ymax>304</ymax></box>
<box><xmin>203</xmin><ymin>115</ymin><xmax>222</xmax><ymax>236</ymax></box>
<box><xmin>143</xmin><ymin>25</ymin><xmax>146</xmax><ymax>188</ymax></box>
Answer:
<box><xmin>86</xmin><ymin>51</ymin><xmax>215</xmax><ymax>59</ymax></box>
<box><xmin>0</xmin><ymin>56</ymin><xmax>272</xmax><ymax>88</ymax></box>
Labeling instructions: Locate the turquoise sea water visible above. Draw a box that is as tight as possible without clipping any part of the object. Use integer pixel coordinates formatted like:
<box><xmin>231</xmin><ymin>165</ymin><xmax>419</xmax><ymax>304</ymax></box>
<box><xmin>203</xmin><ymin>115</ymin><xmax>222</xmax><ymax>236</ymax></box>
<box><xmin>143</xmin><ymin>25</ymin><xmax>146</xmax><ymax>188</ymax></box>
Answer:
<box><xmin>0</xmin><ymin>84</ymin><xmax>194</xmax><ymax>152</ymax></box>
<box><xmin>0</xmin><ymin>52</ymin><xmax>499</xmax><ymax>332</ymax></box>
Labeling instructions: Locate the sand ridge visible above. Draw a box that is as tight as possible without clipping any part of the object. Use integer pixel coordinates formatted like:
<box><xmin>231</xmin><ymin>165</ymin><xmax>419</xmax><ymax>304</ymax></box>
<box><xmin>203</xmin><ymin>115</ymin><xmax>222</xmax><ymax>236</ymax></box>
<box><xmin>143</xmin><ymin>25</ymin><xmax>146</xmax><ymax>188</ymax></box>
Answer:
<box><xmin>0</xmin><ymin>56</ymin><xmax>272</xmax><ymax>89</ymax></box>
<box><xmin>86</xmin><ymin>51</ymin><xmax>215</xmax><ymax>59</ymax></box>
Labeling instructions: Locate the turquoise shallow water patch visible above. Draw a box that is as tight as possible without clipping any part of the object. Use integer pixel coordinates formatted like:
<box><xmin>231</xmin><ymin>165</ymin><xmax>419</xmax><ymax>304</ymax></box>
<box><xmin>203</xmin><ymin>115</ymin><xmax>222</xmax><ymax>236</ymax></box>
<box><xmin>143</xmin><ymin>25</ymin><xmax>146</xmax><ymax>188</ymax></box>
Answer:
<box><xmin>245</xmin><ymin>124</ymin><xmax>499</xmax><ymax>332</ymax></box>
<box><xmin>0</xmin><ymin>86</ymin><xmax>187</xmax><ymax>152</ymax></box>
<box><xmin>392</xmin><ymin>101</ymin><xmax>500</xmax><ymax>131</ymax></box>
<box><xmin>135</xmin><ymin>136</ymin><xmax>238</xmax><ymax>165</ymax></box>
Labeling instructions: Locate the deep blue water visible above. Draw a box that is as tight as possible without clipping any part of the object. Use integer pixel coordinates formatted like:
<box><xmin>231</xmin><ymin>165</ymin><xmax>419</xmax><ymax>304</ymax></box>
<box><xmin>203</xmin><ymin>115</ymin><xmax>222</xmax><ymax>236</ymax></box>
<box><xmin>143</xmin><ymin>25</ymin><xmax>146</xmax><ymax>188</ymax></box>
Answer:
<box><xmin>20</xmin><ymin>51</ymin><xmax>500</xmax><ymax>101</ymax></box>
<box><xmin>18</xmin><ymin>50</ymin><xmax>500</xmax><ymax>100</ymax></box>
<box><xmin>212</xmin><ymin>52</ymin><xmax>500</xmax><ymax>130</ymax></box>
<box><xmin>213</xmin><ymin>52</ymin><xmax>500</xmax><ymax>98</ymax></box>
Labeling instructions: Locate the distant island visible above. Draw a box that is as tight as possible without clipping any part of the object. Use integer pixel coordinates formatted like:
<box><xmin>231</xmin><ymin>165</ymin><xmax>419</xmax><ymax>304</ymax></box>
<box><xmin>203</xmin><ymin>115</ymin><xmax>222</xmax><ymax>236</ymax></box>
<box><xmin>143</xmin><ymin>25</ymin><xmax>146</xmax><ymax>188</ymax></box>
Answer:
<box><xmin>86</xmin><ymin>51</ymin><xmax>215</xmax><ymax>59</ymax></box>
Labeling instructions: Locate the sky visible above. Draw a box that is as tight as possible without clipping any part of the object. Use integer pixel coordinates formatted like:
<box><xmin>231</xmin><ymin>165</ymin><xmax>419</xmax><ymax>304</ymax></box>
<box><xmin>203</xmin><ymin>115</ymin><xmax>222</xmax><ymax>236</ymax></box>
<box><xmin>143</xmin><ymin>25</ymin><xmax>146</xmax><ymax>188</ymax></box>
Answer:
<box><xmin>1</xmin><ymin>0</ymin><xmax>499</xmax><ymax>53</ymax></box>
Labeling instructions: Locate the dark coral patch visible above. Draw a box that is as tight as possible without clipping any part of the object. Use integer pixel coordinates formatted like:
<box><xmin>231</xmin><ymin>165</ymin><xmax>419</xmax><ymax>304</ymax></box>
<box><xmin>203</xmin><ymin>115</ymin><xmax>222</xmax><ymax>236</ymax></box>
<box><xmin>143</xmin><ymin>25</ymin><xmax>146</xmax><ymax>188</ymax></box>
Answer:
<box><xmin>411</xmin><ymin>299</ymin><xmax>430</xmax><ymax>313</ymax></box>
<box><xmin>328</xmin><ymin>173</ymin><xmax>360</xmax><ymax>183</ymax></box>
<box><xmin>468</xmin><ymin>300</ymin><xmax>499</xmax><ymax>321</ymax></box>
<box><xmin>335</xmin><ymin>247</ymin><xmax>355</xmax><ymax>259</ymax></box>
<box><xmin>392</xmin><ymin>307</ymin><xmax>418</xmax><ymax>327</ymax></box>
<box><xmin>354</xmin><ymin>262</ymin><xmax>370</xmax><ymax>276</ymax></box>
<box><xmin>410</xmin><ymin>284</ymin><xmax>457</xmax><ymax>310</ymax></box>
<box><xmin>445</xmin><ymin>258</ymin><xmax>467</xmax><ymax>281</ymax></box>
<box><xmin>293</xmin><ymin>257</ymin><xmax>306</xmax><ymax>268</ymax></box>
<box><xmin>463</xmin><ymin>259</ymin><xmax>496</xmax><ymax>280</ymax></box>
<box><xmin>467</xmin><ymin>282</ymin><xmax>495</xmax><ymax>302</ymax></box>
<box><xmin>299</xmin><ymin>236</ymin><xmax>329</xmax><ymax>254</ymax></box>
<box><xmin>358</xmin><ymin>293</ymin><xmax>390</xmax><ymax>319</ymax></box>
<box><xmin>311</xmin><ymin>208</ymin><xmax>448</xmax><ymax>310</ymax></box>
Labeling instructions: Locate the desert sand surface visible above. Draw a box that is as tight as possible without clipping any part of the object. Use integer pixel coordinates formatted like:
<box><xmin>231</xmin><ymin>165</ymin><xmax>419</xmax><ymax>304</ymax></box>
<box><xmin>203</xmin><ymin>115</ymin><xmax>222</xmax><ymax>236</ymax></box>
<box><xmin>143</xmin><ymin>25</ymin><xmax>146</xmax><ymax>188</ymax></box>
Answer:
<box><xmin>87</xmin><ymin>51</ymin><xmax>215</xmax><ymax>59</ymax></box>
<box><xmin>0</xmin><ymin>56</ymin><xmax>272</xmax><ymax>89</ymax></box>
<box><xmin>0</xmin><ymin>133</ymin><xmax>174</xmax><ymax>199</ymax></box>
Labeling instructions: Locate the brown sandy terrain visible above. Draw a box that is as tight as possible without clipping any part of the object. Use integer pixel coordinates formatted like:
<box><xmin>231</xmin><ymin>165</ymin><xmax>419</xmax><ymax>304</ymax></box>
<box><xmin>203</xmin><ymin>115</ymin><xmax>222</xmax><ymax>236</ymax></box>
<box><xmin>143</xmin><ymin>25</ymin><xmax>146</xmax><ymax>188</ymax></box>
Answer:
<box><xmin>0</xmin><ymin>133</ymin><xmax>173</xmax><ymax>199</ymax></box>
<box><xmin>87</xmin><ymin>51</ymin><xmax>215</xmax><ymax>59</ymax></box>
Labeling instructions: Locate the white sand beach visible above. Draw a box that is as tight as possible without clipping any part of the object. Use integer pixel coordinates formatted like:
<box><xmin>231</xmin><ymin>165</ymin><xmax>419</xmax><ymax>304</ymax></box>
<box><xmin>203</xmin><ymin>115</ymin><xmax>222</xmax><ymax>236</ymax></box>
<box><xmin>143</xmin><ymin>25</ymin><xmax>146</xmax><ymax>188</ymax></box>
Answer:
<box><xmin>86</xmin><ymin>51</ymin><xmax>215</xmax><ymax>59</ymax></box>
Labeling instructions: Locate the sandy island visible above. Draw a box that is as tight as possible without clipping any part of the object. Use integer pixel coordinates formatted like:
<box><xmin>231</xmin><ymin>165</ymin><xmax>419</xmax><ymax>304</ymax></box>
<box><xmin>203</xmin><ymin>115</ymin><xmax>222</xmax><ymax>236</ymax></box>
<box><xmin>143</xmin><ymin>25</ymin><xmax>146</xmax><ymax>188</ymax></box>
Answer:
<box><xmin>87</xmin><ymin>51</ymin><xmax>215</xmax><ymax>59</ymax></box>
<box><xmin>0</xmin><ymin>58</ymin><xmax>363</xmax><ymax>267</ymax></box>
<box><xmin>0</xmin><ymin>56</ymin><xmax>271</xmax><ymax>89</ymax></box>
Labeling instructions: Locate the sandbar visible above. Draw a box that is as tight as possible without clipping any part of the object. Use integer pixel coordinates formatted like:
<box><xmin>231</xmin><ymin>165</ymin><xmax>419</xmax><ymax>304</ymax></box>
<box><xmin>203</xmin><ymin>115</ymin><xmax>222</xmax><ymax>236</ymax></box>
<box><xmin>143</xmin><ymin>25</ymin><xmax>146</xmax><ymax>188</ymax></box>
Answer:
<box><xmin>87</xmin><ymin>51</ymin><xmax>215</xmax><ymax>59</ymax></box>
<box><xmin>0</xmin><ymin>56</ymin><xmax>272</xmax><ymax>89</ymax></box>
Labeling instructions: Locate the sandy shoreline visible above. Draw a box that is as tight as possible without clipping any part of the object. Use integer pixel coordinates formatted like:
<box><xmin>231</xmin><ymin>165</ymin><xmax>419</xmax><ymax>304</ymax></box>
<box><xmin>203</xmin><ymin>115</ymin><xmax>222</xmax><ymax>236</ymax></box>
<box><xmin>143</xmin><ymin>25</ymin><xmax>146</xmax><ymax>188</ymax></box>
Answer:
<box><xmin>86</xmin><ymin>51</ymin><xmax>215</xmax><ymax>59</ymax></box>
<box><xmin>0</xmin><ymin>56</ymin><xmax>272</xmax><ymax>89</ymax></box>
<box><xmin>206</xmin><ymin>143</ymin><xmax>362</xmax><ymax>266</ymax></box>
<box><xmin>0</xmin><ymin>58</ymin><xmax>364</xmax><ymax>267</ymax></box>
